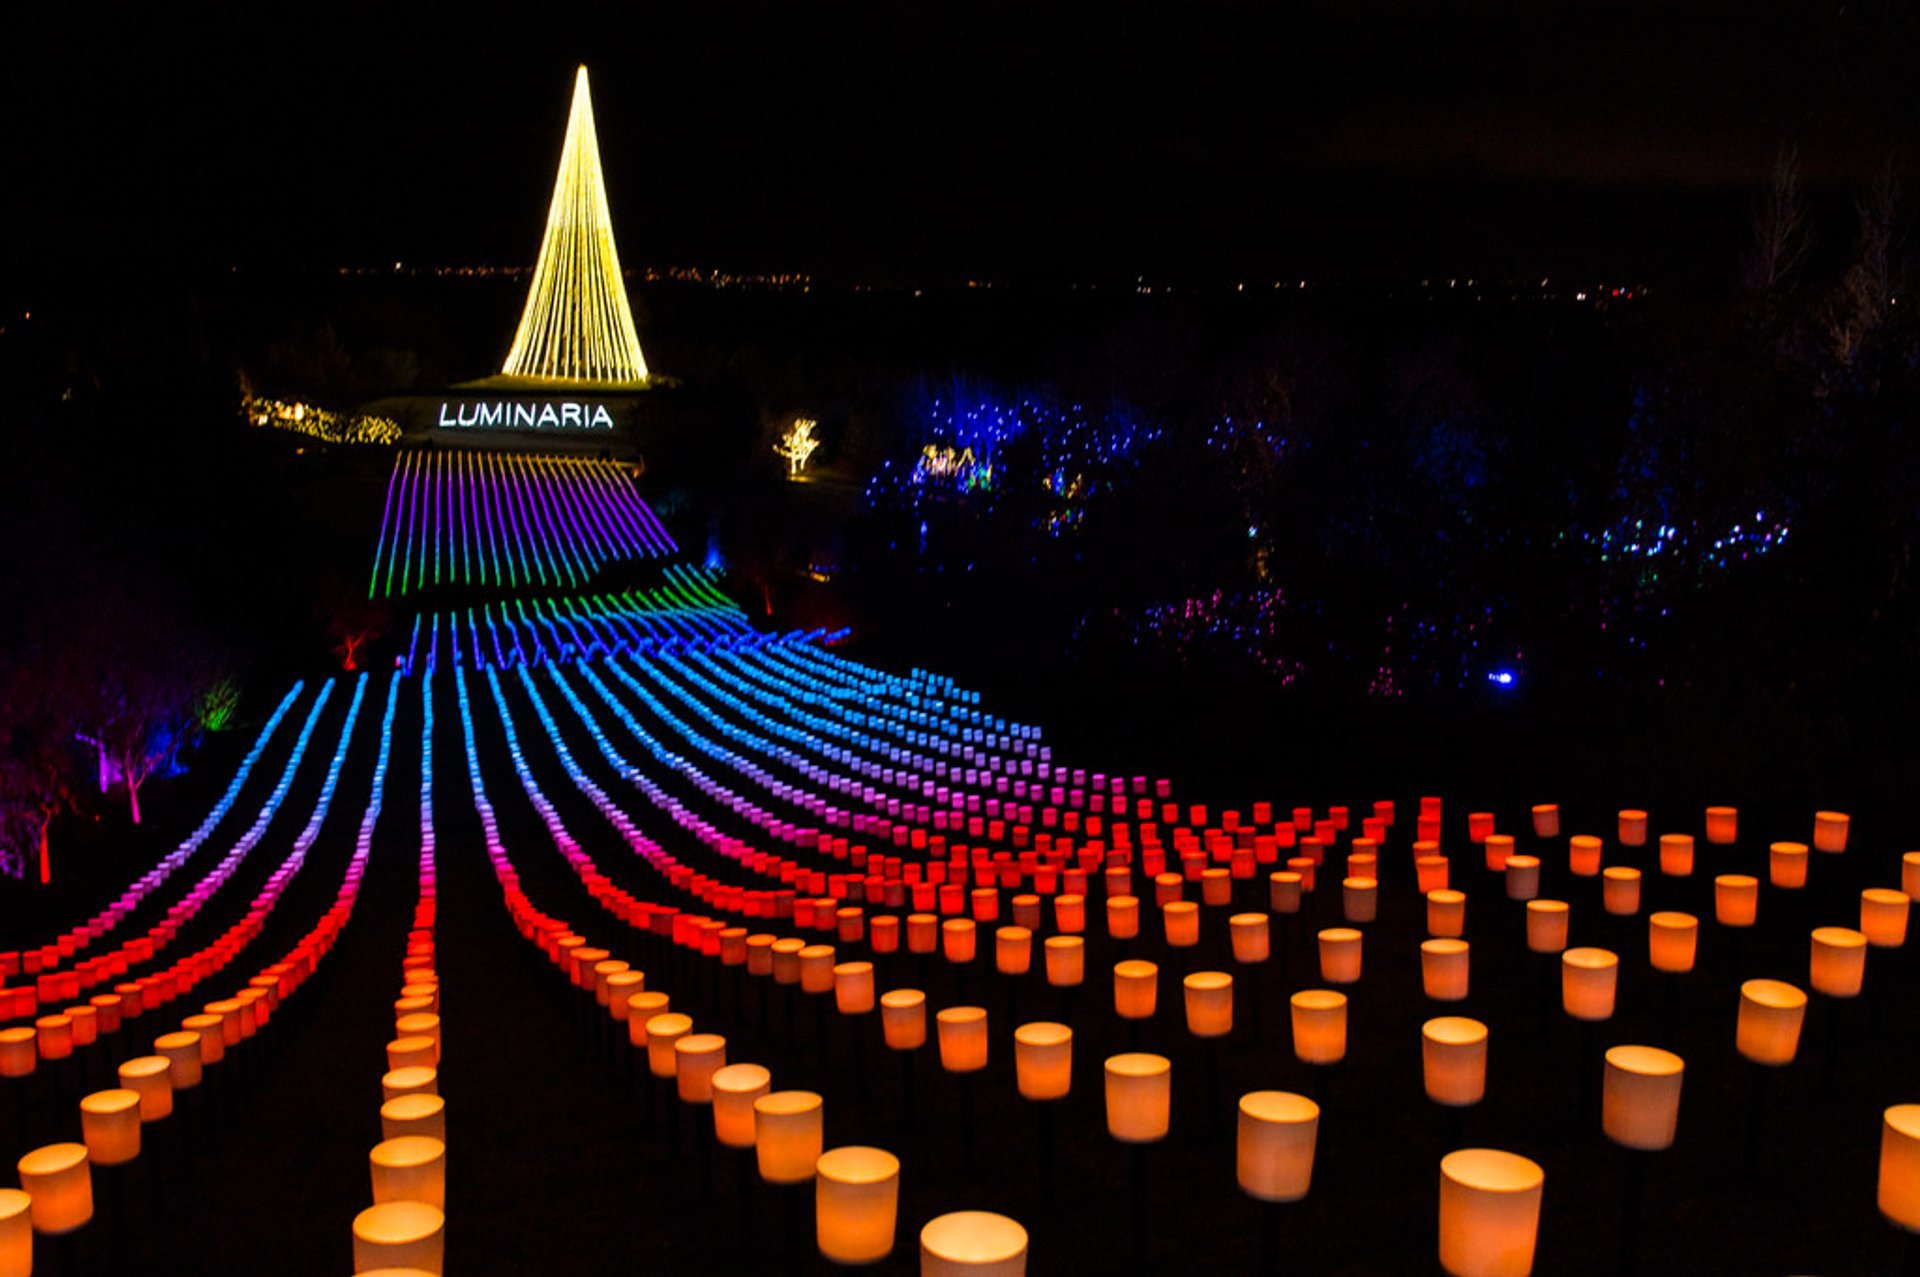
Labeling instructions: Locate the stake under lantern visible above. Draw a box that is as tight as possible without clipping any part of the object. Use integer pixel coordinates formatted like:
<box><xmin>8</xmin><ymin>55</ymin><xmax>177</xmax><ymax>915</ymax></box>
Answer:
<box><xmin>938</xmin><ymin>1007</ymin><xmax>989</xmax><ymax>1177</ymax></box>
<box><xmin>1013</xmin><ymin>1022</ymin><xmax>1072</xmax><ymax>1200</ymax></box>
<box><xmin>814</xmin><ymin>1145</ymin><xmax>900</xmax><ymax>1266</ymax></box>
<box><xmin>1438</xmin><ymin>1148</ymin><xmax>1545</xmax><ymax>1277</ymax></box>
<box><xmin>1105</xmin><ymin>1052</ymin><xmax>1172</xmax><ymax>1257</ymax></box>
<box><xmin>1604</xmin><ymin>1045</ymin><xmax>1684</xmax><ymax>1271</ymax></box>
<box><xmin>1238</xmin><ymin>1090</ymin><xmax>1320</xmax><ymax>1268</ymax></box>
<box><xmin>919</xmin><ymin>1210</ymin><xmax>1028</xmax><ymax>1277</ymax></box>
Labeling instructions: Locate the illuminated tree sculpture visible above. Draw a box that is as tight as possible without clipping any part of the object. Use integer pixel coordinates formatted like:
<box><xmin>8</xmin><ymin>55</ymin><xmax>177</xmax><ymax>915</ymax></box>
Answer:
<box><xmin>501</xmin><ymin>66</ymin><xmax>651</xmax><ymax>385</ymax></box>
<box><xmin>775</xmin><ymin>418</ymin><xmax>822</xmax><ymax>476</ymax></box>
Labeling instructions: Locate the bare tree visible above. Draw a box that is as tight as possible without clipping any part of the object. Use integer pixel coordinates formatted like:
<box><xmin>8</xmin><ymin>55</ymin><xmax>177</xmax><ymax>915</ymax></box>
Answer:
<box><xmin>1826</xmin><ymin>159</ymin><xmax>1905</xmax><ymax>367</ymax></box>
<box><xmin>1745</xmin><ymin>144</ymin><xmax>1813</xmax><ymax>297</ymax></box>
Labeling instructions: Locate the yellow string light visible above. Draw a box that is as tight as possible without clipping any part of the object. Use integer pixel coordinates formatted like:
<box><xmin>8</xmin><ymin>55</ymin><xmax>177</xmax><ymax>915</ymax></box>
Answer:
<box><xmin>501</xmin><ymin>66</ymin><xmax>651</xmax><ymax>386</ymax></box>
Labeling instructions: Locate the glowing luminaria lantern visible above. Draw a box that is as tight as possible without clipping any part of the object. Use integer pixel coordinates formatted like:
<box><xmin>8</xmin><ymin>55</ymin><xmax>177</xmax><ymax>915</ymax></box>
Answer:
<box><xmin>352</xmin><ymin>1200</ymin><xmax>445</xmax><ymax>1274</ymax></box>
<box><xmin>755</xmin><ymin>1091</ymin><xmax>825</xmax><ymax>1184</ymax></box>
<box><xmin>383</xmin><ymin>1066</ymin><xmax>438</xmax><ymax>1101</ymax></box>
<box><xmin>0</xmin><ymin>1028</ymin><xmax>35</xmax><ymax>1079</ymax></box>
<box><xmin>1809</xmin><ymin>927</ymin><xmax>1867</xmax><ymax>998</ymax></box>
<box><xmin>117</xmin><ymin>1056</ymin><xmax>173</xmax><ymax>1121</ymax></box>
<box><xmin>1107</xmin><ymin>896</ymin><xmax>1141</xmax><ymax>940</ymax></box>
<box><xmin>942</xmin><ymin>920</ymin><xmax>977</xmax><ymax>965</ymax></box>
<box><xmin>0</xmin><ymin>1189</ymin><xmax>27</xmax><ymax>1277</ymax></box>
<box><xmin>1657</xmin><ymin>834</ymin><xmax>1694</xmax><ymax>878</ymax></box>
<box><xmin>1237</xmin><ymin>1091</ymin><xmax>1319</xmax><ymax>1202</ymax></box>
<box><xmin>937</xmin><ymin>1007</ymin><xmax>989</xmax><ymax>1074</ymax></box>
<box><xmin>1438</xmin><ymin>1149</ymin><xmax>1544</xmax><ymax>1277</ymax></box>
<box><xmin>995</xmin><ymin>927</ymin><xmax>1032</xmax><ymax>977</ymax></box>
<box><xmin>1269</xmin><ymin>872</ymin><xmax>1303</xmax><ymax>914</ymax></box>
<box><xmin>1290</xmin><ymin>990</ymin><xmax>1348</xmax><ymax>1065</ymax></box>
<box><xmin>1163</xmin><ymin>901</ymin><xmax>1200</xmax><ymax>949</ymax></box>
<box><xmin>835</xmin><ymin>962</ymin><xmax>876</xmax><ymax>1015</ymax></box>
<box><xmin>1104</xmin><ymin>1053</ymin><xmax>1172</xmax><ymax>1143</ymax></box>
<box><xmin>675</xmin><ymin>1034</ymin><xmax>728</xmax><ymax>1103</ymax></box>
<box><xmin>1416</xmin><ymin>856</ymin><xmax>1450</xmax><ymax>894</ymax></box>
<box><xmin>1183</xmin><ymin>972</ymin><xmax>1233</xmax><ymax>1038</ymax></box>
<box><xmin>1561</xmin><ymin>948</ymin><xmax>1619</xmax><ymax>1021</ymax></box>
<box><xmin>1343</xmin><ymin>878</ymin><xmax>1378</xmax><ymax>924</ymax></box>
<box><xmin>1602</xmin><ymin>867</ymin><xmax>1641</xmax><ymax>917</ymax></box>
<box><xmin>1044</xmin><ymin>936</ymin><xmax>1085</xmax><ymax>987</ymax></box>
<box><xmin>1485</xmin><ymin>836</ymin><xmax>1515</xmax><ymax>874</ymax></box>
<box><xmin>1904</xmin><ymin>852</ymin><xmax>1920</xmax><ymax>902</ymax></box>
<box><xmin>1504</xmin><ymin>856</ymin><xmax>1540</xmax><ymax>902</ymax></box>
<box><xmin>1736</xmin><ymin>979</ymin><xmax>1807</xmax><ymax>1065</ymax></box>
<box><xmin>1230</xmin><ymin>913</ymin><xmax>1270</xmax><ymax>964</ymax></box>
<box><xmin>1705</xmin><ymin>807</ymin><xmax>1738</xmax><ymax>845</ymax></box>
<box><xmin>1715</xmin><ymin>876</ymin><xmax>1759</xmax><ymax>928</ymax></box>
<box><xmin>800</xmin><ymin>945</ymin><xmax>837</xmax><ymax>995</ymax></box>
<box><xmin>1648</xmin><ymin>913</ymin><xmax>1699</xmax><ymax>974</ymax></box>
<box><xmin>1318</xmin><ymin>928</ymin><xmax>1363</xmax><ymax>984</ymax></box>
<box><xmin>381</xmin><ymin>1093</ymin><xmax>447</xmax><ymax>1143</ymax></box>
<box><xmin>1114</xmin><ymin>960</ymin><xmax>1158</xmax><ymax>1020</ymax></box>
<box><xmin>645</xmin><ymin>1012</ymin><xmax>692</xmax><ymax>1079</ymax></box>
<box><xmin>370</xmin><ymin>1136</ymin><xmax>446</xmax><ymax>1211</ymax></box>
<box><xmin>1422</xmin><ymin>1017</ymin><xmax>1489</xmax><ymax>1107</ymax></box>
<box><xmin>16</xmin><ymin>1144</ymin><xmax>91</xmax><ymax>1235</ymax></box>
<box><xmin>1880</xmin><ymin>1104</ymin><xmax>1920</xmax><ymax>1233</ymax></box>
<box><xmin>1525</xmin><ymin>901</ymin><xmax>1569</xmax><ymax>954</ymax></box>
<box><xmin>1531</xmin><ymin>805</ymin><xmax>1560</xmax><ymax>838</ymax></box>
<box><xmin>1013</xmin><ymin>1023</ymin><xmax>1072</xmax><ymax>1101</ymax></box>
<box><xmin>711</xmin><ymin>1063</ymin><xmax>772</xmax><ymax>1148</ymax></box>
<box><xmin>1861</xmin><ymin>889</ymin><xmax>1910</xmax><ymax>949</ymax></box>
<box><xmin>1770</xmin><ymin>842</ymin><xmax>1809</xmax><ymax>890</ymax></box>
<box><xmin>1618</xmin><ymin>810</ymin><xmax>1648</xmax><ymax>847</ymax></box>
<box><xmin>1602</xmin><ymin>1046</ymin><xmax>1684</xmax><ymax>1151</ymax></box>
<box><xmin>1428</xmin><ymin>890</ymin><xmax>1467</xmax><ymax>938</ymax></box>
<box><xmin>78</xmin><ymin>1089</ymin><xmax>142</xmax><ymax>1167</ymax></box>
<box><xmin>1813</xmin><ymin>811</ymin><xmax>1850</xmax><ymax>853</ymax></box>
<box><xmin>815</xmin><ymin>1145</ymin><xmax>900</xmax><ymax>1265</ymax></box>
<box><xmin>1568</xmin><ymin>836</ymin><xmax>1603</xmax><ymax>878</ymax></box>
<box><xmin>1422</xmin><ymin>939</ymin><xmax>1471</xmax><ymax>1002</ymax></box>
<box><xmin>626</xmin><ymin>992</ymin><xmax>669</xmax><ymax>1049</ymax></box>
<box><xmin>154</xmin><ymin>1030</ymin><xmax>204</xmax><ymax>1090</ymax></box>
<box><xmin>880</xmin><ymin>990</ymin><xmax>927</xmax><ymax>1050</ymax></box>
<box><xmin>920</xmin><ymin>1210</ymin><xmax>1028</xmax><ymax>1276</ymax></box>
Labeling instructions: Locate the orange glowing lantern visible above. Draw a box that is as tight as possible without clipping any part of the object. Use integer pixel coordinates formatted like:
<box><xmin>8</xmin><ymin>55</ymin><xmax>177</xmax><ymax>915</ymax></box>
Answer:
<box><xmin>1525</xmin><ymin>900</ymin><xmax>1569</xmax><ymax>954</ymax></box>
<box><xmin>815</xmin><ymin>1146</ymin><xmax>900</xmax><ymax>1265</ymax></box>
<box><xmin>1183</xmin><ymin>972</ymin><xmax>1233</xmax><ymax>1038</ymax></box>
<box><xmin>1114</xmin><ymin>960</ymin><xmax>1158</xmax><ymax>1020</ymax></box>
<box><xmin>1769</xmin><ymin>842</ymin><xmax>1810</xmax><ymax>890</ymax></box>
<box><xmin>1561</xmin><ymin>948</ymin><xmax>1619</xmax><ymax>1021</ymax></box>
<box><xmin>1904</xmin><ymin>851</ymin><xmax>1920</xmax><ymax>901</ymax></box>
<box><xmin>1163</xmin><ymin>901</ymin><xmax>1200</xmax><ymax>949</ymax></box>
<box><xmin>387</xmin><ymin>1036</ymin><xmax>435</xmax><ymax>1072</ymax></box>
<box><xmin>1422</xmin><ymin>1017</ymin><xmax>1489</xmax><ymax>1107</ymax></box>
<box><xmin>1201</xmin><ymin>870</ymin><xmax>1232</xmax><ymax>907</ymax></box>
<box><xmin>1104</xmin><ymin>1053</ymin><xmax>1172</xmax><ymax>1143</ymax></box>
<box><xmin>1318</xmin><ymin>928</ymin><xmax>1363</xmax><ymax>985</ymax></box>
<box><xmin>675</xmin><ymin>1033</ymin><xmax>728</xmax><ymax>1103</ymax></box>
<box><xmin>1013</xmin><ymin>1022</ymin><xmax>1073</xmax><ymax>1101</ymax></box>
<box><xmin>1484</xmin><ymin>835</ymin><xmax>1515</xmax><ymax>874</ymax></box>
<box><xmin>1107</xmin><ymin>896</ymin><xmax>1141</xmax><ymax>940</ymax></box>
<box><xmin>1416</xmin><ymin>856</ymin><xmax>1450</xmax><ymax>894</ymax></box>
<box><xmin>351</xmin><ymin>1200</ymin><xmax>444</xmax><ymax>1274</ymax></box>
<box><xmin>1618</xmin><ymin>810</ymin><xmax>1648</xmax><ymax>847</ymax></box>
<box><xmin>937</xmin><ymin>1007</ymin><xmax>989</xmax><ymax>1074</ymax></box>
<box><xmin>0</xmin><ymin>1028</ymin><xmax>37</xmax><ymax>1079</ymax></box>
<box><xmin>1658</xmin><ymin>834</ymin><xmax>1695</xmax><ymax>878</ymax></box>
<box><xmin>78</xmin><ymin>1089</ymin><xmax>141</xmax><ymax>1167</ymax></box>
<box><xmin>1290</xmin><ymin>990</ymin><xmax>1348</xmax><ymax>1065</ymax></box>
<box><xmin>1237</xmin><ymin>1091</ymin><xmax>1319</xmax><ymax>1202</ymax></box>
<box><xmin>1043</xmin><ymin>936</ymin><xmax>1085</xmax><ymax>987</ymax></box>
<box><xmin>942</xmin><ymin>920</ymin><xmax>978</xmax><ymax>965</ymax></box>
<box><xmin>1568</xmin><ymin>836</ymin><xmax>1603</xmax><ymax>878</ymax></box>
<box><xmin>995</xmin><ymin>927</ymin><xmax>1033</xmax><ymax>977</ymax></box>
<box><xmin>1813</xmin><ymin>811</ymin><xmax>1850</xmax><ymax>853</ymax></box>
<box><xmin>747</xmin><ymin>933</ymin><xmax>777</xmax><ymax>974</ymax></box>
<box><xmin>919</xmin><ymin>1210</ymin><xmax>1028</xmax><ymax>1277</ymax></box>
<box><xmin>1648</xmin><ymin>913</ymin><xmax>1699</xmax><ymax>974</ymax></box>
<box><xmin>1602</xmin><ymin>867</ymin><xmax>1642</xmax><ymax>917</ymax></box>
<box><xmin>1714</xmin><ymin>876</ymin><xmax>1759</xmax><ymax>928</ymax></box>
<box><xmin>626</xmin><ymin>992</ymin><xmax>669</xmax><ymax>1049</ymax></box>
<box><xmin>755</xmin><ymin>1090</ymin><xmax>825</xmax><ymax>1184</ymax></box>
<box><xmin>1602</xmin><ymin>1045</ymin><xmax>1684</xmax><ymax>1151</ymax></box>
<box><xmin>16</xmin><ymin>1143</ymin><xmax>91</xmax><ymax>1235</ymax></box>
<box><xmin>117</xmin><ymin>1056</ymin><xmax>173</xmax><ymax>1121</ymax></box>
<box><xmin>1230</xmin><ymin>913</ymin><xmax>1270</xmax><ymax>964</ymax></box>
<box><xmin>1504</xmin><ymin>856</ymin><xmax>1540</xmax><ymax>902</ymax></box>
<box><xmin>1422</xmin><ymin>939</ymin><xmax>1471</xmax><ymax>1002</ymax></box>
<box><xmin>712</xmin><ymin>1063</ymin><xmax>772</xmax><ymax>1147</ymax></box>
<box><xmin>370</xmin><ymin>1135</ymin><xmax>446</xmax><ymax>1210</ymax></box>
<box><xmin>1343</xmin><ymin>878</ymin><xmax>1379</xmax><ymax>924</ymax></box>
<box><xmin>906</xmin><ymin>915</ymin><xmax>939</xmax><ymax>956</ymax></box>
<box><xmin>1428</xmin><ymin>890</ymin><xmax>1467</xmax><ymax>939</ymax></box>
<box><xmin>1705</xmin><ymin>807</ymin><xmax>1738</xmax><ymax>845</ymax></box>
<box><xmin>381</xmin><ymin>1093</ymin><xmax>447</xmax><ymax>1143</ymax></box>
<box><xmin>383</xmin><ymin>1066</ymin><xmax>438</xmax><ymax>1102</ymax></box>
<box><xmin>1532</xmin><ymin>805</ymin><xmax>1560</xmax><ymax>838</ymax></box>
<box><xmin>154</xmin><ymin>1030</ymin><xmax>204</xmax><ymax>1091</ymax></box>
<box><xmin>1269</xmin><ymin>872</ymin><xmax>1303</xmax><ymax>914</ymax></box>
<box><xmin>1809</xmin><ymin>927</ymin><xmax>1867</xmax><ymax>998</ymax></box>
<box><xmin>0</xmin><ymin>1189</ymin><xmax>26</xmax><ymax>1277</ymax></box>
<box><xmin>1736</xmin><ymin>979</ymin><xmax>1807</xmax><ymax>1065</ymax></box>
<box><xmin>880</xmin><ymin>990</ymin><xmax>927</xmax><ymax>1050</ymax></box>
<box><xmin>1861</xmin><ymin>889</ymin><xmax>1910</xmax><ymax>949</ymax></box>
<box><xmin>645</xmin><ymin>1012</ymin><xmax>692</xmax><ymax>1079</ymax></box>
<box><xmin>1055</xmin><ymin>894</ymin><xmax>1088</xmax><ymax>932</ymax></box>
<box><xmin>834</xmin><ymin>962</ymin><xmax>876</xmax><ymax>1015</ymax></box>
<box><xmin>799</xmin><ymin>945</ymin><xmax>837</xmax><ymax>994</ymax></box>
<box><xmin>1438</xmin><ymin>1149</ymin><xmax>1544</xmax><ymax>1277</ymax></box>
<box><xmin>1879</xmin><ymin>1104</ymin><xmax>1920</xmax><ymax>1233</ymax></box>
<box><xmin>773</xmin><ymin>937</ymin><xmax>806</xmax><ymax>984</ymax></box>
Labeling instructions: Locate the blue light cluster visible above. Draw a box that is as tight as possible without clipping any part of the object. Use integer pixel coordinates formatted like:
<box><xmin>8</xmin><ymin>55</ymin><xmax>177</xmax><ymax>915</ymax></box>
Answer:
<box><xmin>1572</xmin><ymin>510</ymin><xmax>1792</xmax><ymax>575</ymax></box>
<box><xmin>1083</xmin><ymin>588</ymin><xmax>1307</xmax><ymax>683</ymax></box>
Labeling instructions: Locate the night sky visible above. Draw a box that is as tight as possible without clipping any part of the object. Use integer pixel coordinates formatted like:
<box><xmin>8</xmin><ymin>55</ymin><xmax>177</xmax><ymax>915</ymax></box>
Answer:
<box><xmin>5</xmin><ymin>1</ymin><xmax>1915</xmax><ymax>290</ymax></box>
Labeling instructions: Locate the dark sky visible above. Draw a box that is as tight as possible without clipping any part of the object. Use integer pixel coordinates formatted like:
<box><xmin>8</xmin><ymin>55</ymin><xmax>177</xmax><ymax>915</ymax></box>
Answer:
<box><xmin>4</xmin><ymin>0</ymin><xmax>1914</xmax><ymax>289</ymax></box>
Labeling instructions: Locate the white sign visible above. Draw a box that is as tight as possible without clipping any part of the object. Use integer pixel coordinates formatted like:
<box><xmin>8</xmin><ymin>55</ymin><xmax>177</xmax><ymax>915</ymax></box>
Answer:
<box><xmin>436</xmin><ymin>400</ymin><xmax>616</xmax><ymax>430</ymax></box>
